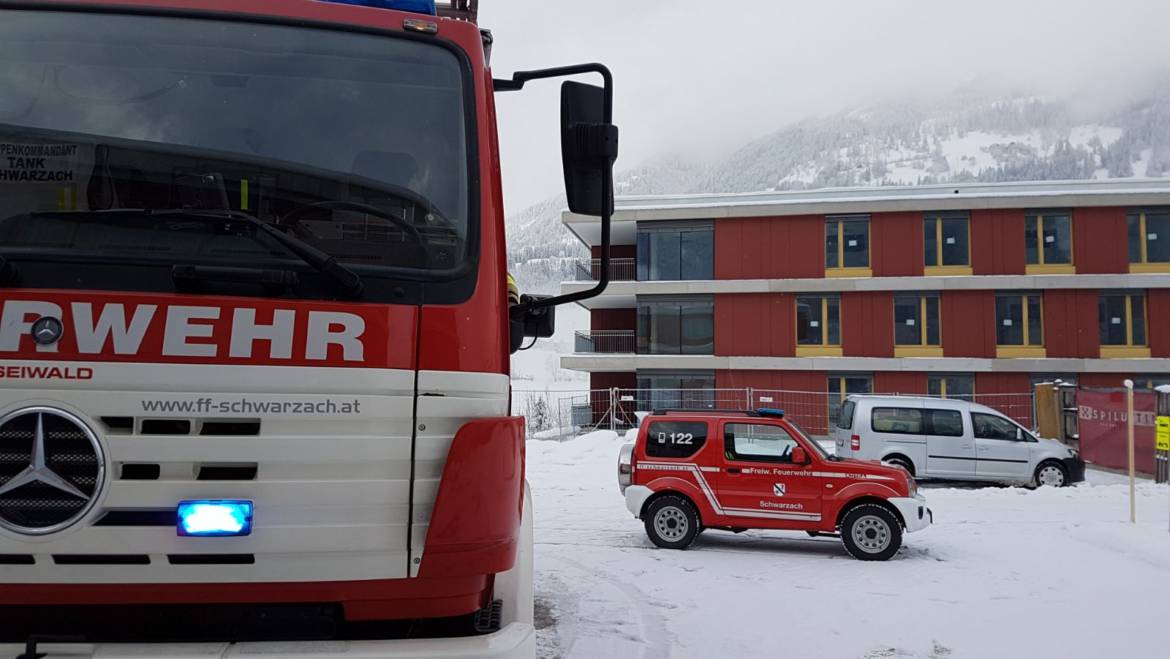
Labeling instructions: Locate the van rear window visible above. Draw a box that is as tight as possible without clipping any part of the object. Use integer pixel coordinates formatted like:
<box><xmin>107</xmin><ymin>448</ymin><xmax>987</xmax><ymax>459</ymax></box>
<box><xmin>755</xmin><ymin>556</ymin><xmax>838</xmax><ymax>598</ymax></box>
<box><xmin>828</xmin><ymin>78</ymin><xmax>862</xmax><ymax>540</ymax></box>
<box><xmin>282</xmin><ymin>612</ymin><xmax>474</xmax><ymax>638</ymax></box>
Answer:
<box><xmin>645</xmin><ymin>421</ymin><xmax>707</xmax><ymax>459</ymax></box>
<box><xmin>837</xmin><ymin>400</ymin><xmax>856</xmax><ymax>430</ymax></box>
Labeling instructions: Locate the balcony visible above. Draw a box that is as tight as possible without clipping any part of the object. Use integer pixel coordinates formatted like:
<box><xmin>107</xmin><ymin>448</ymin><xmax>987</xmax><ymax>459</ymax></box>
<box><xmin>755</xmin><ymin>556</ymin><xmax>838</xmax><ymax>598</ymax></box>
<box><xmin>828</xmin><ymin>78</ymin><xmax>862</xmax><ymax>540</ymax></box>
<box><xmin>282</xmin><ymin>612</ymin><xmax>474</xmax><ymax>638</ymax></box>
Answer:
<box><xmin>574</xmin><ymin>330</ymin><xmax>636</xmax><ymax>354</ymax></box>
<box><xmin>573</xmin><ymin>258</ymin><xmax>637</xmax><ymax>282</ymax></box>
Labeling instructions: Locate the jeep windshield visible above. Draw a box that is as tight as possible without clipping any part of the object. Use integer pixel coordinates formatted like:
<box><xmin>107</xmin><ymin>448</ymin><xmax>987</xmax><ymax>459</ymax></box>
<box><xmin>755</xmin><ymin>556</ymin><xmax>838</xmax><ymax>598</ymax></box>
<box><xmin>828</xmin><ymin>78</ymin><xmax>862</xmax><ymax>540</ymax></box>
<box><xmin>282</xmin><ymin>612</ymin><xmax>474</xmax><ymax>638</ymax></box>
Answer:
<box><xmin>0</xmin><ymin>9</ymin><xmax>472</xmax><ymax>299</ymax></box>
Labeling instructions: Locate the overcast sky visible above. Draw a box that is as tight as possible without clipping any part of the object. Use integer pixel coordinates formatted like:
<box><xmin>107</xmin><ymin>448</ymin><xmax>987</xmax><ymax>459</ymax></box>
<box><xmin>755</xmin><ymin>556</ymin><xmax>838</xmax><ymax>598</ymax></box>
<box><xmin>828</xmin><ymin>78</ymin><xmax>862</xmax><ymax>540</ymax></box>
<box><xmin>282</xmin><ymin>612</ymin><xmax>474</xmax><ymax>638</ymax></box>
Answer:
<box><xmin>481</xmin><ymin>0</ymin><xmax>1170</xmax><ymax>214</ymax></box>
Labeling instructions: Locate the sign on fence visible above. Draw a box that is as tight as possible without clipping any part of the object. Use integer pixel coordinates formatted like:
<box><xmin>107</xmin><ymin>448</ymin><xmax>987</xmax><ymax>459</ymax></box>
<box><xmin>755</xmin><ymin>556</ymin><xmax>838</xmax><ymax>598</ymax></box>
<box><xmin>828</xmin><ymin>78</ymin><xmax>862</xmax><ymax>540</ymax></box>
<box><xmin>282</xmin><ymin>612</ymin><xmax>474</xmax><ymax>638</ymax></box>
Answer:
<box><xmin>1156</xmin><ymin>416</ymin><xmax>1170</xmax><ymax>452</ymax></box>
<box><xmin>1078</xmin><ymin>389</ymin><xmax>1157</xmax><ymax>474</ymax></box>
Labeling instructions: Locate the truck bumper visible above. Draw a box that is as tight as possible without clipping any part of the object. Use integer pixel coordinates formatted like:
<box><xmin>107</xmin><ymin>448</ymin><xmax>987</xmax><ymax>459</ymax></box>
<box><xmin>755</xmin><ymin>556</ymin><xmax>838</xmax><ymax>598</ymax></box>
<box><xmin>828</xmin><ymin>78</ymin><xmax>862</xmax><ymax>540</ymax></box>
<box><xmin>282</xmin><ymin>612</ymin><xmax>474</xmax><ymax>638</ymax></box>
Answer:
<box><xmin>0</xmin><ymin>623</ymin><xmax>536</xmax><ymax>659</ymax></box>
<box><xmin>888</xmin><ymin>495</ymin><xmax>932</xmax><ymax>533</ymax></box>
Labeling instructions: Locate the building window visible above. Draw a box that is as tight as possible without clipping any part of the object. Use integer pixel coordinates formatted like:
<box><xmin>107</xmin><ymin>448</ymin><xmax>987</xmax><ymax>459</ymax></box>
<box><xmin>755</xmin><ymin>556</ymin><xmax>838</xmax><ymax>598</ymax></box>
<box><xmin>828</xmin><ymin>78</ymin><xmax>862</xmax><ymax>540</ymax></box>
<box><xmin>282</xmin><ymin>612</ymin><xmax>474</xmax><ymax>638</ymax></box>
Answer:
<box><xmin>923</xmin><ymin>213</ymin><xmax>971</xmax><ymax>274</ymax></box>
<box><xmin>636</xmin><ymin>297</ymin><xmax>714</xmax><ymax>355</ymax></box>
<box><xmin>636</xmin><ymin>222</ymin><xmax>713</xmax><ymax>281</ymax></box>
<box><xmin>1128</xmin><ymin>209</ymin><xmax>1170</xmax><ymax>273</ymax></box>
<box><xmin>825</xmin><ymin>215</ymin><xmax>871</xmax><ymax>276</ymax></box>
<box><xmin>796</xmin><ymin>294</ymin><xmax>841</xmax><ymax>356</ymax></box>
<box><xmin>1024</xmin><ymin>211</ymin><xmax>1073</xmax><ymax>273</ymax></box>
<box><xmin>928</xmin><ymin>374</ymin><xmax>975</xmax><ymax>400</ymax></box>
<box><xmin>995</xmin><ymin>293</ymin><xmax>1044</xmax><ymax>357</ymax></box>
<box><xmin>636</xmin><ymin>371</ymin><xmax>716</xmax><ymax>410</ymax></box>
<box><xmin>893</xmin><ymin>293</ymin><xmax>941</xmax><ymax>357</ymax></box>
<box><xmin>828</xmin><ymin>374</ymin><xmax>872</xmax><ymax>427</ymax></box>
<box><xmin>1099</xmin><ymin>291</ymin><xmax>1150</xmax><ymax>358</ymax></box>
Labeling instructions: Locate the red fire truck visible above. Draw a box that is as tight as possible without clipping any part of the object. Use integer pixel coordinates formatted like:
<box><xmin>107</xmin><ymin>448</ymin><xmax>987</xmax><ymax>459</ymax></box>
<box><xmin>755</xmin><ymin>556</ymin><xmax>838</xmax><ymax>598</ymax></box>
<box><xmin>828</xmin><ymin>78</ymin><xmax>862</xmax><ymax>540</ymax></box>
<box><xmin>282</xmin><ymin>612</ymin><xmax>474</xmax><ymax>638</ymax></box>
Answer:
<box><xmin>0</xmin><ymin>1</ymin><xmax>617</xmax><ymax>656</ymax></box>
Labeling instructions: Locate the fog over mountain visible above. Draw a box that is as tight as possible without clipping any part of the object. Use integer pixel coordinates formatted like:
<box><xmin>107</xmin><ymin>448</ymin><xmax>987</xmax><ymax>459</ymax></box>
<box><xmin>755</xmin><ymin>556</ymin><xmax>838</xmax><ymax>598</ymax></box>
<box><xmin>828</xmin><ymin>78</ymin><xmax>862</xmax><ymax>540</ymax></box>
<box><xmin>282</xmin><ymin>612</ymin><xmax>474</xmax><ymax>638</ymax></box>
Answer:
<box><xmin>507</xmin><ymin>82</ymin><xmax>1170</xmax><ymax>295</ymax></box>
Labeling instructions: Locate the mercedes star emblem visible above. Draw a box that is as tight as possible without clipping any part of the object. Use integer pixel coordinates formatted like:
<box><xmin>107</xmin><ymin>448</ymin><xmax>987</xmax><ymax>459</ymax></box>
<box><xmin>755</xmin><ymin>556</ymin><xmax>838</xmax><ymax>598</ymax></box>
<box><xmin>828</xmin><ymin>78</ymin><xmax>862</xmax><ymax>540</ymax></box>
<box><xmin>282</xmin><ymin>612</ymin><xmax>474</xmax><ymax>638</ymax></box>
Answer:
<box><xmin>0</xmin><ymin>407</ymin><xmax>105</xmax><ymax>535</ymax></box>
<box><xmin>30</xmin><ymin>316</ymin><xmax>64</xmax><ymax>346</ymax></box>
<box><xmin>0</xmin><ymin>413</ymin><xmax>88</xmax><ymax>500</ymax></box>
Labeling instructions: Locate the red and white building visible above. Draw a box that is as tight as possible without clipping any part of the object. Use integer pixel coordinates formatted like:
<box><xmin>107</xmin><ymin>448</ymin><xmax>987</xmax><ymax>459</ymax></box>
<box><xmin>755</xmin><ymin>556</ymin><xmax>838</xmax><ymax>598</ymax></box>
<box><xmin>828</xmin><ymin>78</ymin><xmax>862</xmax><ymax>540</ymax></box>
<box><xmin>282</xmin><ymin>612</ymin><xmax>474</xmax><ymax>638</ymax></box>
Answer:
<box><xmin>559</xmin><ymin>179</ymin><xmax>1170</xmax><ymax>431</ymax></box>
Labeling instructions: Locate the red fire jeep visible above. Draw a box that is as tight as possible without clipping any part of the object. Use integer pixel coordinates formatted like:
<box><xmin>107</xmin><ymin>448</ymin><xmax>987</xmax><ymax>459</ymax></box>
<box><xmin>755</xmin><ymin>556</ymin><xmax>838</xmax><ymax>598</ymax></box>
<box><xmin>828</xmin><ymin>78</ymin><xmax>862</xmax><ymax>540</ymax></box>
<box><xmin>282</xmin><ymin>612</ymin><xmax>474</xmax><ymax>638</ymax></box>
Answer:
<box><xmin>617</xmin><ymin>409</ymin><xmax>932</xmax><ymax>561</ymax></box>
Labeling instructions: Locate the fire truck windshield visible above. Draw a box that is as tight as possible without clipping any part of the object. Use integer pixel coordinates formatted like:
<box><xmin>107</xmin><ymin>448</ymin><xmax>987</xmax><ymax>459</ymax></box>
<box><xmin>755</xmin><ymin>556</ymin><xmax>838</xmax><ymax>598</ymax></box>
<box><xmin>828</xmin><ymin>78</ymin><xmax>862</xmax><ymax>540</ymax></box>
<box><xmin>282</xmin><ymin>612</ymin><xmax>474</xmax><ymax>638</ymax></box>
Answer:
<box><xmin>0</xmin><ymin>9</ymin><xmax>473</xmax><ymax>291</ymax></box>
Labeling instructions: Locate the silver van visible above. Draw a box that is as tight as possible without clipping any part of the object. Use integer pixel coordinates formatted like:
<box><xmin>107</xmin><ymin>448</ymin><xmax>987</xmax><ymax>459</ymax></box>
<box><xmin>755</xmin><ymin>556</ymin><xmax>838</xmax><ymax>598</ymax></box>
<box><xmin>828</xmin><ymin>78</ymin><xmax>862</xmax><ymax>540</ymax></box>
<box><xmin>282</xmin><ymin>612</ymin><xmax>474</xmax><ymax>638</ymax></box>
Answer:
<box><xmin>833</xmin><ymin>395</ymin><xmax>1084</xmax><ymax>487</ymax></box>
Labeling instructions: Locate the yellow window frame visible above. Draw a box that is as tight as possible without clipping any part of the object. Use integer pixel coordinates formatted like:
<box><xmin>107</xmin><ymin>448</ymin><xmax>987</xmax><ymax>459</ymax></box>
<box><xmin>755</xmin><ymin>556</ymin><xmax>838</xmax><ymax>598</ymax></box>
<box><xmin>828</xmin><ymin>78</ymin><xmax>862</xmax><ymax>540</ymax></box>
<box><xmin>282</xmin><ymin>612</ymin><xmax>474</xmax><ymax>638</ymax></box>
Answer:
<box><xmin>929</xmin><ymin>376</ymin><xmax>975</xmax><ymax>399</ymax></box>
<box><xmin>1129</xmin><ymin>211</ymin><xmax>1170</xmax><ymax>273</ymax></box>
<box><xmin>996</xmin><ymin>294</ymin><xmax>1046</xmax><ymax>358</ymax></box>
<box><xmin>894</xmin><ymin>295</ymin><xmax>943</xmax><ymax>357</ymax></box>
<box><xmin>796</xmin><ymin>296</ymin><xmax>843</xmax><ymax>357</ymax></box>
<box><xmin>1100</xmin><ymin>293</ymin><xmax>1151</xmax><ymax>358</ymax></box>
<box><xmin>923</xmin><ymin>215</ymin><xmax>973</xmax><ymax>276</ymax></box>
<box><xmin>826</xmin><ymin>216</ymin><xmax>872</xmax><ymax>278</ymax></box>
<box><xmin>1025</xmin><ymin>213</ymin><xmax>1075</xmax><ymax>275</ymax></box>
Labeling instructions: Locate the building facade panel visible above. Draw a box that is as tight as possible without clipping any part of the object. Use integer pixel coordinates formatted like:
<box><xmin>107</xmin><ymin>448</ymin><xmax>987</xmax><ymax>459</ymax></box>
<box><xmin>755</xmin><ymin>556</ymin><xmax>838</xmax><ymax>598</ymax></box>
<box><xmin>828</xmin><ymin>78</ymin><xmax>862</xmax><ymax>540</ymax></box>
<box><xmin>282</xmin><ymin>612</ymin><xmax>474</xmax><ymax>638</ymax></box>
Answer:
<box><xmin>872</xmin><ymin>211</ymin><xmax>925</xmax><ymax>277</ymax></box>
<box><xmin>1149</xmin><ymin>289</ymin><xmax>1170</xmax><ymax>358</ymax></box>
<box><xmin>715</xmin><ymin>369</ymin><xmax>827</xmax><ymax>393</ymax></box>
<box><xmin>590</xmin><ymin>308</ymin><xmax>636</xmax><ymax>331</ymax></box>
<box><xmin>1043</xmin><ymin>289</ymin><xmax>1100</xmax><ymax>358</ymax></box>
<box><xmin>971</xmin><ymin>209</ymin><xmax>1026</xmax><ymax>275</ymax></box>
<box><xmin>1072</xmin><ymin>207</ymin><xmax>1128</xmax><ymax>274</ymax></box>
<box><xmin>591</xmin><ymin>244</ymin><xmax>636</xmax><ymax>259</ymax></box>
<box><xmin>873</xmin><ymin>371</ymin><xmax>929</xmax><ymax>395</ymax></box>
<box><xmin>714</xmin><ymin>215</ymin><xmax>823</xmax><ymax>280</ymax></box>
<box><xmin>940</xmin><ymin>291</ymin><xmax>996</xmax><ymax>357</ymax></box>
<box><xmin>714</xmin><ymin>293</ymin><xmax>795</xmax><ymax>357</ymax></box>
<box><xmin>842</xmin><ymin>291</ymin><xmax>895</xmax><ymax>357</ymax></box>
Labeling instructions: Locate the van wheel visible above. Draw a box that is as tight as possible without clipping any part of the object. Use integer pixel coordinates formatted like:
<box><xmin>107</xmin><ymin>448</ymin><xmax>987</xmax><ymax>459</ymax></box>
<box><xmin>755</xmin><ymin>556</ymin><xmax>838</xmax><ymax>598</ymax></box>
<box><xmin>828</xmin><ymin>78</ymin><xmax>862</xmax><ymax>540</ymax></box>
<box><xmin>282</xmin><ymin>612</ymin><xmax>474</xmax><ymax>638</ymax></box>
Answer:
<box><xmin>841</xmin><ymin>503</ymin><xmax>902</xmax><ymax>561</ymax></box>
<box><xmin>644</xmin><ymin>495</ymin><xmax>699</xmax><ymax>550</ymax></box>
<box><xmin>883</xmin><ymin>456</ymin><xmax>915</xmax><ymax>476</ymax></box>
<box><xmin>1034</xmin><ymin>461</ymin><xmax>1068</xmax><ymax>488</ymax></box>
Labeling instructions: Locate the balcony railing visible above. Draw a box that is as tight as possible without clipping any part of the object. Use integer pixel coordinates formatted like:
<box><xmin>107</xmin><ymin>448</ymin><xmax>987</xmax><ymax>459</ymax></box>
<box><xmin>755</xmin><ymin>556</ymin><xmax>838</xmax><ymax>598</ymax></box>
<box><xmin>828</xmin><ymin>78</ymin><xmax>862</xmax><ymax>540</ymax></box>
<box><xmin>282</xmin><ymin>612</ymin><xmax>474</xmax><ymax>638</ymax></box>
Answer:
<box><xmin>574</xmin><ymin>330</ymin><xmax>636</xmax><ymax>354</ymax></box>
<box><xmin>573</xmin><ymin>258</ymin><xmax>637</xmax><ymax>282</ymax></box>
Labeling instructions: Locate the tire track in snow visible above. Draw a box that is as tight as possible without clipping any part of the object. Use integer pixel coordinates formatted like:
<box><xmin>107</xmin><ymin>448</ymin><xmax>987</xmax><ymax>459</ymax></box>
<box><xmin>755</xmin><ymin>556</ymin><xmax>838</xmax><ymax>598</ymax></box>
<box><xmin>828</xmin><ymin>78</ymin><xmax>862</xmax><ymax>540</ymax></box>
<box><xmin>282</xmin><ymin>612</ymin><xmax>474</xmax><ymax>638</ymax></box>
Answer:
<box><xmin>541</xmin><ymin>552</ymin><xmax>674</xmax><ymax>659</ymax></box>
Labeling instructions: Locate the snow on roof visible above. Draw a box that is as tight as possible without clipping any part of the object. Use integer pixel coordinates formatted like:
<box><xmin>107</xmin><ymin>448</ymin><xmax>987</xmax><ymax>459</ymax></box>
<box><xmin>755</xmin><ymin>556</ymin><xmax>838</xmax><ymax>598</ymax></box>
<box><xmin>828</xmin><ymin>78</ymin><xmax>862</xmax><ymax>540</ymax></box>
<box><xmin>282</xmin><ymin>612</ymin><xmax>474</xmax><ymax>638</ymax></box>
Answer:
<box><xmin>562</xmin><ymin>178</ymin><xmax>1170</xmax><ymax>246</ymax></box>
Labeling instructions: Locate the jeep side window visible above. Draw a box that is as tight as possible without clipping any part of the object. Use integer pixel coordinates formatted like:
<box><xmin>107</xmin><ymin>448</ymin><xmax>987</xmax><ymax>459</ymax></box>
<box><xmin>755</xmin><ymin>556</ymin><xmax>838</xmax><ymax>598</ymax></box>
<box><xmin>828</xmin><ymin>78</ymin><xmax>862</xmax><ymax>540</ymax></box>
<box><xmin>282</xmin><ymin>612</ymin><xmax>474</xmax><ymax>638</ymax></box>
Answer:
<box><xmin>724</xmin><ymin>423</ymin><xmax>799</xmax><ymax>463</ymax></box>
<box><xmin>871</xmin><ymin>407</ymin><xmax>924</xmax><ymax>435</ymax></box>
<box><xmin>971</xmin><ymin>413</ymin><xmax>1020</xmax><ymax>441</ymax></box>
<box><xmin>645</xmin><ymin>421</ymin><xmax>708</xmax><ymax>458</ymax></box>
<box><xmin>925</xmin><ymin>409</ymin><xmax>964</xmax><ymax>437</ymax></box>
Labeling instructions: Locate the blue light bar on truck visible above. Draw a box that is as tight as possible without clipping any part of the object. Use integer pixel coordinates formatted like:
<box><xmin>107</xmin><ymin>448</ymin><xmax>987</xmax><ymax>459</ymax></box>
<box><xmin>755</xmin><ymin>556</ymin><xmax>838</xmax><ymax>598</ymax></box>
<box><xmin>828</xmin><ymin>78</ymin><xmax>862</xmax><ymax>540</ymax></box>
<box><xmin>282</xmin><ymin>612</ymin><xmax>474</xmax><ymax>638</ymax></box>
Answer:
<box><xmin>756</xmin><ymin>408</ymin><xmax>785</xmax><ymax>418</ymax></box>
<box><xmin>320</xmin><ymin>0</ymin><xmax>437</xmax><ymax>14</ymax></box>
<box><xmin>177</xmin><ymin>500</ymin><xmax>253</xmax><ymax>537</ymax></box>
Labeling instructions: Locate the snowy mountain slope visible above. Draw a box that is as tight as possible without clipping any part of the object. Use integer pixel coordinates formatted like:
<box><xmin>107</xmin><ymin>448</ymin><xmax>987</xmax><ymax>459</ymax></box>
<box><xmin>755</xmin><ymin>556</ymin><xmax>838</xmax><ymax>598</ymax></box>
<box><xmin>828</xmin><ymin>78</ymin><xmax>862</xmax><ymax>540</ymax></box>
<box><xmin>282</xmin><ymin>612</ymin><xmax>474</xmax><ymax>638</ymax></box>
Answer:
<box><xmin>506</xmin><ymin>83</ymin><xmax>1170</xmax><ymax>296</ymax></box>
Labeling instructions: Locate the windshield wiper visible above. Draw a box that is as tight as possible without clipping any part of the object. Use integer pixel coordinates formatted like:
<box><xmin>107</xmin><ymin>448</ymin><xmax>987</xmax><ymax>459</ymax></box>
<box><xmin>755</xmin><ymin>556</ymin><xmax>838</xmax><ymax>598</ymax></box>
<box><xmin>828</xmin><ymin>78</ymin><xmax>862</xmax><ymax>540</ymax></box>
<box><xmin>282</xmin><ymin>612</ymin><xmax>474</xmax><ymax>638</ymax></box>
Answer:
<box><xmin>150</xmin><ymin>209</ymin><xmax>363</xmax><ymax>299</ymax></box>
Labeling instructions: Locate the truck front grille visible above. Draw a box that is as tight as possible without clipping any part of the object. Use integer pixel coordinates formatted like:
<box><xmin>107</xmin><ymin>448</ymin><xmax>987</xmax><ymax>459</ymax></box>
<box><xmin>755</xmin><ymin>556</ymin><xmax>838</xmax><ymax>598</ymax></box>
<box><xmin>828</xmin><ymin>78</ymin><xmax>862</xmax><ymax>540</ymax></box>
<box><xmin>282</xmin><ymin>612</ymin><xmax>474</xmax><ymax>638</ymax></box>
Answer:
<box><xmin>0</xmin><ymin>408</ymin><xmax>103</xmax><ymax>533</ymax></box>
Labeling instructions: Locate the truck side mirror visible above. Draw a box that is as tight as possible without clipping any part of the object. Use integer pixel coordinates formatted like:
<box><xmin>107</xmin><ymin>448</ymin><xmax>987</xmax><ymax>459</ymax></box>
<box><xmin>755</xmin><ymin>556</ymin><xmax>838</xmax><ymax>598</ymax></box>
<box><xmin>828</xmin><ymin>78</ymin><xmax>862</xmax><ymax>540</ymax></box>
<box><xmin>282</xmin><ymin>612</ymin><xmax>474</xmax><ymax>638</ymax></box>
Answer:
<box><xmin>561</xmin><ymin>80</ymin><xmax>618</xmax><ymax>216</ymax></box>
<box><xmin>791</xmin><ymin>446</ymin><xmax>809</xmax><ymax>465</ymax></box>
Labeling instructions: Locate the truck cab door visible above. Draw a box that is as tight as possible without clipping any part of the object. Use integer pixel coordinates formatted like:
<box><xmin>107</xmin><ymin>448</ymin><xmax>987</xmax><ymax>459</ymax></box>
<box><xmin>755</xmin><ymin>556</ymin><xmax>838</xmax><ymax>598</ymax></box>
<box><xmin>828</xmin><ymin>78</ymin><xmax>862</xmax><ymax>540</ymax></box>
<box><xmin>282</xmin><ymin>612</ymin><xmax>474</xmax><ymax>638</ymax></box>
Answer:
<box><xmin>714</xmin><ymin>421</ymin><xmax>821</xmax><ymax>527</ymax></box>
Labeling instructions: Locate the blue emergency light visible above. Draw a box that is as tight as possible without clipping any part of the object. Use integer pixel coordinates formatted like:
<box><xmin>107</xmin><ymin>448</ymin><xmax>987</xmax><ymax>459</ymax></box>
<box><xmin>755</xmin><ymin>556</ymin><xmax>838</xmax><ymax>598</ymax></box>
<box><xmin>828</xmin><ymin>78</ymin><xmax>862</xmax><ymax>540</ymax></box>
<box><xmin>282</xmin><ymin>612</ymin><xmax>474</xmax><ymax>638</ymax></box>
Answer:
<box><xmin>177</xmin><ymin>500</ymin><xmax>253</xmax><ymax>537</ymax></box>
<box><xmin>756</xmin><ymin>408</ymin><xmax>786</xmax><ymax>418</ymax></box>
<box><xmin>321</xmin><ymin>0</ymin><xmax>437</xmax><ymax>14</ymax></box>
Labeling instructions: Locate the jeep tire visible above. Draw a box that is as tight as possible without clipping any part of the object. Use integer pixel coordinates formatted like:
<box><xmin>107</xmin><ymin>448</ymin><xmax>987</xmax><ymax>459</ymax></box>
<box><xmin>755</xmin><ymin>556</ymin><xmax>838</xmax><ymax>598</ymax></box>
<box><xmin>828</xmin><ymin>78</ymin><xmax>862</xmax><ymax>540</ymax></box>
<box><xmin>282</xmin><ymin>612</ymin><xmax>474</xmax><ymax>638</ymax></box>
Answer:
<box><xmin>841</xmin><ymin>503</ymin><xmax>903</xmax><ymax>561</ymax></box>
<box><xmin>644</xmin><ymin>495</ymin><xmax>700</xmax><ymax>550</ymax></box>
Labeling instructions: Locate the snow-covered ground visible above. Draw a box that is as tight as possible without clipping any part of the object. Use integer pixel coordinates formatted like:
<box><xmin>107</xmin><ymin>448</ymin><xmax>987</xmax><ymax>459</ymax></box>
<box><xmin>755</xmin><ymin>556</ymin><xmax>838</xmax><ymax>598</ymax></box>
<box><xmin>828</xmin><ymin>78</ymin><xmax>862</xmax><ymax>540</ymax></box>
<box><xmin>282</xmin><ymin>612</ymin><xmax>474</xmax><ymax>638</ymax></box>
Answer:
<box><xmin>529</xmin><ymin>431</ymin><xmax>1170</xmax><ymax>659</ymax></box>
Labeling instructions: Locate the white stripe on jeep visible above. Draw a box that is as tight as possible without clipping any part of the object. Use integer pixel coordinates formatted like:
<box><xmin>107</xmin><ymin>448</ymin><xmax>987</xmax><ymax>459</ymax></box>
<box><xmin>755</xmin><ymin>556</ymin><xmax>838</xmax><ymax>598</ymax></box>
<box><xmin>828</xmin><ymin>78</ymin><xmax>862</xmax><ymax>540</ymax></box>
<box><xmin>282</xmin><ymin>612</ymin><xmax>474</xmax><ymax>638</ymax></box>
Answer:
<box><xmin>638</xmin><ymin>462</ymin><xmax>823</xmax><ymax>522</ymax></box>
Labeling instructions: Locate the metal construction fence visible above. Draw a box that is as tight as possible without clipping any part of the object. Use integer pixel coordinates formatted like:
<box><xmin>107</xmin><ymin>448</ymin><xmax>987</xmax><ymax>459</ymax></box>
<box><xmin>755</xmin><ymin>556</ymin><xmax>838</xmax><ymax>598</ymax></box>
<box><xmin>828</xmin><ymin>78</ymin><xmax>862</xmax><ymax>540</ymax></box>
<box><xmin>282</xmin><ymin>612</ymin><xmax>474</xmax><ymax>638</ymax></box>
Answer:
<box><xmin>513</xmin><ymin>388</ymin><xmax>1037</xmax><ymax>440</ymax></box>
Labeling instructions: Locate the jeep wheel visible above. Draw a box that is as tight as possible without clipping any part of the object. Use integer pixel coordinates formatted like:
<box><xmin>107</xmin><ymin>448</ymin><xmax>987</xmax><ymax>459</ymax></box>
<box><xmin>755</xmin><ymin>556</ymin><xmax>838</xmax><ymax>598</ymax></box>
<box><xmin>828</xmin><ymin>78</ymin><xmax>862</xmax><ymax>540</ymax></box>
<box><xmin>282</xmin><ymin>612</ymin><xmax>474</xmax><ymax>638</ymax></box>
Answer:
<box><xmin>1034</xmin><ymin>461</ymin><xmax>1068</xmax><ymax>488</ymax></box>
<box><xmin>841</xmin><ymin>503</ymin><xmax>903</xmax><ymax>561</ymax></box>
<box><xmin>644</xmin><ymin>495</ymin><xmax>699</xmax><ymax>550</ymax></box>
